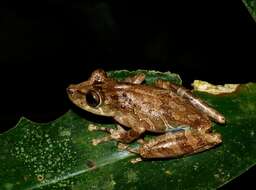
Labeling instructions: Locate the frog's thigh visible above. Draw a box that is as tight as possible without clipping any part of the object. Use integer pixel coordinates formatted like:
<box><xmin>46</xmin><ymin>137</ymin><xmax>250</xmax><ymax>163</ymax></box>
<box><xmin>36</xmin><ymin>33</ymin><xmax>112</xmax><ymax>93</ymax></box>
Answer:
<box><xmin>138</xmin><ymin>129</ymin><xmax>222</xmax><ymax>158</ymax></box>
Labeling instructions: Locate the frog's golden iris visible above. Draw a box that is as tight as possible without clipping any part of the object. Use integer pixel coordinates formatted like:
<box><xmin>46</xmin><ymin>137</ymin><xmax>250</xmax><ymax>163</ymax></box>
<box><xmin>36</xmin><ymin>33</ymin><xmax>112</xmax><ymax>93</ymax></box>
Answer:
<box><xmin>85</xmin><ymin>90</ymin><xmax>102</xmax><ymax>108</ymax></box>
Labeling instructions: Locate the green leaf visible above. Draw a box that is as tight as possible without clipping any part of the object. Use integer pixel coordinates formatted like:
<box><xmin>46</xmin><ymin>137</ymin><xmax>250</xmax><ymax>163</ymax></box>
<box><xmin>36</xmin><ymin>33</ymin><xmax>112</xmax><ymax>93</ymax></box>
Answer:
<box><xmin>1</xmin><ymin>70</ymin><xmax>256</xmax><ymax>190</ymax></box>
<box><xmin>242</xmin><ymin>0</ymin><xmax>256</xmax><ymax>22</ymax></box>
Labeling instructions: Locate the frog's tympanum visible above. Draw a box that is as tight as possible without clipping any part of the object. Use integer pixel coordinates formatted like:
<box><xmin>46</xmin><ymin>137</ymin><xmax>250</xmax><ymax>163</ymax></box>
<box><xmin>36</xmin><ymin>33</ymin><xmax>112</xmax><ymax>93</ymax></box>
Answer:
<box><xmin>67</xmin><ymin>69</ymin><xmax>225</xmax><ymax>163</ymax></box>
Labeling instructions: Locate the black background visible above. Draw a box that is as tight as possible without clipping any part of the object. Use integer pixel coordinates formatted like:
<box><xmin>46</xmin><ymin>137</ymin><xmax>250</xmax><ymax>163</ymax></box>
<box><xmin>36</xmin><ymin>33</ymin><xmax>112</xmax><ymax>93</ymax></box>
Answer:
<box><xmin>0</xmin><ymin>0</ymin><xmax>255</xmax><ymax>189</ymax></box>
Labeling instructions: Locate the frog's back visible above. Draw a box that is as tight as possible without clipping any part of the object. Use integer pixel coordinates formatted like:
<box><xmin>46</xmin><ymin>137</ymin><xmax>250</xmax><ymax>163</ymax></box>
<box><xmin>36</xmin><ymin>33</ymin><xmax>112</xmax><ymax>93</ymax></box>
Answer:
<box><xmin>111</xmin><ymin>83</ymin><xmax>211</xmax><ymax>132</ymax></box>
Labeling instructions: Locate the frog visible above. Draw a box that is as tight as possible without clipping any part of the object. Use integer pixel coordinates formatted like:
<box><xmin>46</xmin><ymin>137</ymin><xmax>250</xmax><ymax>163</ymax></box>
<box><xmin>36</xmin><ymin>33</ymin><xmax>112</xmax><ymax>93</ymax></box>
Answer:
<box><xmin>67</xmin><ymin>69</ymin><xmax>225</xmax><ymax>163</ymax></box>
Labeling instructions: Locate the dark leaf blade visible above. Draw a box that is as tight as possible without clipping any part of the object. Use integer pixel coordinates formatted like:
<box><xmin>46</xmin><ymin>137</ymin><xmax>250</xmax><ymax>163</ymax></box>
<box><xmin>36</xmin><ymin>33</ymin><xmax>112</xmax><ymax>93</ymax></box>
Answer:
<box><xmin>0</xmin><ymin>112</ymin><xmax>134</xmax><ymax>190</ymax></box>
<box><xmin>193</xmin><ymin>83</ymin><xmax>256</xmax><ymax>188</ymax></box>
<box><xmin>0</xmin><ymin>71</ymin><xmax>256</xmax><ymax>190</ymax></box>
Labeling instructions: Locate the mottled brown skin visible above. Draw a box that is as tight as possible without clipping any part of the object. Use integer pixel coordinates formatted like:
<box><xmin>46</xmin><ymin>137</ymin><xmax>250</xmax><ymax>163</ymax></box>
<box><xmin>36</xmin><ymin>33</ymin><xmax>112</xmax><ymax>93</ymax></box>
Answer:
<box><xmin>67</xmin><ymin>69</ymin><xmax>224</xmax><ymax>161</ymax></box>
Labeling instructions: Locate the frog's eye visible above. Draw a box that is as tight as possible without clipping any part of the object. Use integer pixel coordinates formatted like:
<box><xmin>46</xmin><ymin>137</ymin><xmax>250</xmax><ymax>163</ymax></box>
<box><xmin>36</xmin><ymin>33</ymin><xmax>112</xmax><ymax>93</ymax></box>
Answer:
<box><xmin>85</xmin><ymin>90</ymin><xmax>101</xmax><ymax>107</ymax></box>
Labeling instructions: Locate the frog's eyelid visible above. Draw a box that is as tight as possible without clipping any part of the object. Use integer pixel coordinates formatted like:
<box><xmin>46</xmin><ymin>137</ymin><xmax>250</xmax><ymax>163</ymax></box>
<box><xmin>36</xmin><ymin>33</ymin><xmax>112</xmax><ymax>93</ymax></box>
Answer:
<box><xmin>77</xmin><ymin>90</ymin><xmax>86</xmax><ymax>95</ymax></box>
<box><xmin>92</xmin><ymin>81</ymin><xmax>103</xmax><ymax>85</ymax></box>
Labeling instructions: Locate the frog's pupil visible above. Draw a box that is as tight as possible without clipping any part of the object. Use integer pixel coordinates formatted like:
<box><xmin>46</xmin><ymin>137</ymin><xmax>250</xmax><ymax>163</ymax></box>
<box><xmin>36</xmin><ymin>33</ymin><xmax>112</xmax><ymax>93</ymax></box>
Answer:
<box><xmin>85</xmin><ymin>90</ymin><xmax>100</xmax><ymax>107</ymax></box>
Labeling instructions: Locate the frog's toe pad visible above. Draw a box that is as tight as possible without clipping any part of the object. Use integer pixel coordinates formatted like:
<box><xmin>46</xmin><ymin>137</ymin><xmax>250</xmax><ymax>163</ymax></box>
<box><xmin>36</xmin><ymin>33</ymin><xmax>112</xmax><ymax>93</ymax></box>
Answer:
<box><xmin>130</xmin><ymin>157</ymin><xmax>143</xmax><ymax>164</ymax></box>
<box><xmin>88</xmin><ymin>124</ymin><xmax>98</xmax><ymax>131</ymax></box>
<box><xmin>91</xmin><ymin>136</ymin><xmax>111</xmax><ymax>145</ymax></box>
<box><xmin>137</xmin><ymin>139</ymin><xmax>145</xmax><ymax>144</ymax></box>
<box><xmin>117</xmin><ymin>143</ymin><xmax>129</xmax><ymax>150</ymax></box>
<box><xmin>92</xmin><ymin>139</ymin><xmax>101</xmax><ymax>146</ymax></box>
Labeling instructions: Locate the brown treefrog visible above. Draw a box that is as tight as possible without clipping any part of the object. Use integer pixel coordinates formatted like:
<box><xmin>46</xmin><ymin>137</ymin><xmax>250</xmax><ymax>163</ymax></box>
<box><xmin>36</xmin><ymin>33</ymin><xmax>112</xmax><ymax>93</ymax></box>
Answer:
<box><xmin>67</xmin><ymin>69</ymin><xmax>225</xmax><ymax>163</ymax></box>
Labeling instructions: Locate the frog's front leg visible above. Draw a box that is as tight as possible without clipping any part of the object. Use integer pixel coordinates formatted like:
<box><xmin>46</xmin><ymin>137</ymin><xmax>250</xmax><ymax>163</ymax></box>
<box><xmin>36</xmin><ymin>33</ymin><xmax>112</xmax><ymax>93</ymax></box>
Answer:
<box><xmin>123</xmin><ymin>73</ymin><xmax>145</xmax><ymax>84</ymax></box>
<box><xmin>123</xmin><ymin>129</ymin><xmax>221</xmax><ymax>160</ymax></box>
<box><xmin>155</xmin><ymin>80</ymin><xmax>225</xmax><ymax>124</ymax></box>
<box><xmin>88</xmin><ymin>124</ymin><xmax>145</xmax><ymax>145</ymax></box>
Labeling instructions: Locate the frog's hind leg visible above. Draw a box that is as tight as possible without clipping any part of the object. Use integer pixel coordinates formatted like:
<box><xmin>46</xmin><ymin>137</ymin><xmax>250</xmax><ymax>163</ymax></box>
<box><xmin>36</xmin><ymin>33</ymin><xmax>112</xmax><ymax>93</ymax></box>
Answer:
<box><xmin>136</xmin><ymin>129</ymin><xmax>222</xmax><ymax>159</ymax></box>
<box><xmin>155</xmin><ymin>80</ymin><xmax>225</xmax><ymax>124</ymax></box>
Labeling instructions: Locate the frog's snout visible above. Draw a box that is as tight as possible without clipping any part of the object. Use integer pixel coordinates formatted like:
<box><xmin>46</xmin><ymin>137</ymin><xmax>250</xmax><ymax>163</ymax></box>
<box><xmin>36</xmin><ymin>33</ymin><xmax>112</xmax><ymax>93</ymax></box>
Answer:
<box><xmin>66</xmin><ymin>85</ymin><xmax>77</xmax><ymax>95</ymax></box>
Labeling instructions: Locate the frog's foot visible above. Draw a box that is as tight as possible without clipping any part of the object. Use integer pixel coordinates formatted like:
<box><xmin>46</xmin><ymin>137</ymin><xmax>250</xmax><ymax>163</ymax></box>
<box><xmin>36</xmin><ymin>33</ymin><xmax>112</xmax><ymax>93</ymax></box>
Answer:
<box><xmin>92</xmin><ymin>136</ymin><xmax>112</xmax><ymax>146</ymax></box>
<box><xmin>117</xmin><ymin>143</ymin><xmax>139</xmax><ymax>153</ymax></box>
<box><xmin>88</xmin><ymin>124</ymin><xmax>113</xmax><ymax>145</ymax></box>
<box><xmin>88</xmin><ymin>123</ymin><xmax>145</xmax><ymax>144</ymax></box>
<box><xmin>88</xmin><ymin>124</ymin><xmax>113</xmax><ymax>133</ymax></box>
<box><xmin>117</xmin><ymin>142</ymin><xmax>129</xmax><ymax>151</ymax></box>
<box><xmin>89</xmin><ymin>124</ymin><xmax>126</xmax><ymax>140</ymax></box>
<box><xmin>88</xmin><ymin>124</ymin><xmax>125</xmax><ymax>134</ymax></box>
<box><xmin>117</xmin><ymin>143</ymin><xmax>143</xmax><ymax>164</ymax></box>
<box><xmin>130</xmin><ymin>157</ymin><xmax>143</xmax><ymax>164</ymax></box>
<box><xmin>88</xmin><ymin>124</ymin><xmax>130</xmax><ymax>145</ymax></box>
<box><xmin>137</xmin><ymin>138</ymin><xmax>145</xmax><ymax>144</ymax></box>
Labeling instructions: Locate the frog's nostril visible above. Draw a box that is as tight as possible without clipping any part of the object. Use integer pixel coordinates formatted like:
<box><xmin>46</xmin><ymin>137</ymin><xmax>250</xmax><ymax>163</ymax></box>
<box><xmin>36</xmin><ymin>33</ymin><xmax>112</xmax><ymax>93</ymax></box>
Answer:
<box><xmin>67</xmin><ymin>87</ymin><xmax>76</xmax><ymax>95</ymax></box>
